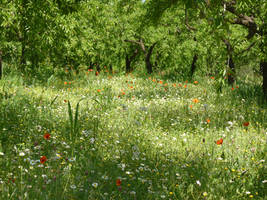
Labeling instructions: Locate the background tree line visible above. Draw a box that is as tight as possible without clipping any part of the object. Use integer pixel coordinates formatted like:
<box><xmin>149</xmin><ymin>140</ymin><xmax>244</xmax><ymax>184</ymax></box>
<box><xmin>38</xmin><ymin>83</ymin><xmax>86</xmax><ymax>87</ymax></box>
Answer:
<box><xmin>0</xmin><ymin>0</ymin><xmax>266</xmax><ymax>100</ymax></box>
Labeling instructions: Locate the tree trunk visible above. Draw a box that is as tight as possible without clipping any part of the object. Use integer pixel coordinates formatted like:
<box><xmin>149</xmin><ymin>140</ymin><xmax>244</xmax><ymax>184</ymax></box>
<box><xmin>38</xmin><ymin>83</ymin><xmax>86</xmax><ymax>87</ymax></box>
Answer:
<box><xmin>145</xmin><ymin>43</ymin><xmax>157</xmax><ymax>74</ymax></box>
<box><xmin>260</xmin><ymin>61</ymin><xmax>267</xmax><ymax>100</ymax></box>
<box><xmin>20</xmin><ymin>43</ymin><xmax>26</xmax><ymax>71</ymax></box>
<box><xmin>190</xmin><ymin>54</ymin><xmax>198</xmax><ymax>77</ymax></box>
<box><xmin>126</xmin><ymin>54</ymin><xmax>132</xmax><ymax>73</ymax></box>
<box><xmin>125</xmin><ymin>48</ymin><xmax>138</xmax><ymax>73</ymax></box>
<box><xmin>227</xmin><ymin>56</ymin><xmax>235</xmax><ymax>85</ymax></box>
<box><xmin>0</xmin><ymin>51</ymin><xmax>2</xmax><ymax>79</ymax></box>
<box><xmin>223</xmin><ymin>39</ymin><xmax>235</xmax><ymax>85</ymax></box>
<box><xmin>96</xmin><ymin>63</ymin><xmax>100</xmax><ymax>72</ymax></box>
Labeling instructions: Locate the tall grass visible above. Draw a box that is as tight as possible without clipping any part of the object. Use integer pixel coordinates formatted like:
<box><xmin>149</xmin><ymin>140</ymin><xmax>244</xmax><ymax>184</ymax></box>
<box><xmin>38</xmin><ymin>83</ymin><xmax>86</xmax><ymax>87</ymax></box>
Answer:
<box><xmin>0</xmin><ymin>70</ymin><xmax>266</xmax><ymax>199</ymax></box>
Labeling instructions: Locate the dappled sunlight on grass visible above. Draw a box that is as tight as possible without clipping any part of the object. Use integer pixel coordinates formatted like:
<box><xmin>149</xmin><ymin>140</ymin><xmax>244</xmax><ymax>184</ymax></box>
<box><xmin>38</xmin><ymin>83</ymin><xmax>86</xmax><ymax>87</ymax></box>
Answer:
<box><xmin>0</xmin><ymin>72</ymin><xmax>266</xmax><ymax>199</ymax></box>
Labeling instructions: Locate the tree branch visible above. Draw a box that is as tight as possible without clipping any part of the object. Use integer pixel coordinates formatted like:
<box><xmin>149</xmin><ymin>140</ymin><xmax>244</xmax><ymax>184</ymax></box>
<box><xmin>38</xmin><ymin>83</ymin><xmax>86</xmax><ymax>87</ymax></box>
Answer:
<box><xmin>124</xmin><ymin>39</ymin><xmax>146</xmax><ymax>52</ymax></box>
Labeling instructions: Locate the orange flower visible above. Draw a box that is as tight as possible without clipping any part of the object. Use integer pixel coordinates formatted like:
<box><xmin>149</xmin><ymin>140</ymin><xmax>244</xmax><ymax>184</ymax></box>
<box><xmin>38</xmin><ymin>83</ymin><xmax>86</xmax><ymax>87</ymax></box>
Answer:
<box><xmin>95</xmin><ymin>71</ymin><xmax>99</xmax><ymax>76</ymax></box>
<box><xmin>216</xmin><ymin>138</ymin><xmax>223</xmax><ymax>145</ymax></box>
<box><xmin>97</xmin><ymin>89</ymin><xmax>101</xmax><ymax>92</ymax></box>
<box><xmin>64</xmin><ymin>81</ymin><xmax>68</xmax><ymax>85</ymax></box>
<box><xmin>159</xmin><ymin>80</ymin><xmax>163</xmax><ymax>84</ymax></box>
<box><xmin>185</xmin><ymin>80</ymin><xmax>188</xmax><ymax>83</ymax></box>
<box><xmin>88</xmin><ymin>69</ymin><xmax>93</xmax><ymax>72</ymax></box>
<box><xmin>148</xmin><ymin>77</ymin><xmax>151</xmax><ymax>80</ymax></box>
<box><xmin>243</xmin><ymin>122</ymin><xmax>249</xmax><ymax>127</ymax></box>
<box><xmin>40</xmin><ymin>156</ymin><xmax>47</xmax><ymax>164</ymax></box>
<box><xmin>211</xmin><ymin>76</ymin><xmax>215</xmax><ymax>80</ymax></box>
<box><xmin>231</xmin><ymin>87</ymin><xmax>234</xmax><ymax>91</ymax></box>
<box><xmin>194</xmin><ymin>81</ymin><xmax>198</xmax><ymax>84</ymax></box>
<box><xmin>184</xmin><ymin>85</ymin><xmax>187</xmax><ymax>88</ymax></box>
<box><xmin>192</xmin><ymin>98</ymin><xmax>199</xmax><ymax>103</ymax></box>
<box><xmin>236</xmin><ymin>86</ymin><xmax>239</xmax><ymax>89</ymax></box>
<box><xmin>178</xmin><ymin>84</ymin><xmax>182</xmax><ymax>87</ymax></box>
<box><xmin>173</xmin><ymin>83</ymin><xmax>176</xmax><ymax>87</ymax></box>
<box><xmin>44</xmin><ymin>133</ymin><xmax>51</xmax><ymax>140</ymax></box>
<box><xmin>121</xmin><ymin>92</ymin><xmax>125</xmax><ymax>95</ymax></box>
<box><xmin>69</xmin><ymin>82</ymin><xmax>71</xmax><ymax>85</ymax></box>
<box><xmin>189</xmin><ymin>105</ymin><xmax>193</xmax><ymax>109</ymax></box>
<box><xmin>116</xmin><ymin>179</ymin><xmax>122</xmax><ymax>186</ymax></box>
<box><xmin>206</xmin><ymin>119</ymin><xmax>211</xmax><ymax>124</ymax></box>
<box><xmin>164</xmin><ymin>83</ymin><xmax>168</xmax><ymax>86</ymax></box>
<box><xmin>152</xmin><ymin>79</ymin><xmax>156</xmax><ymax>82</ymax></box>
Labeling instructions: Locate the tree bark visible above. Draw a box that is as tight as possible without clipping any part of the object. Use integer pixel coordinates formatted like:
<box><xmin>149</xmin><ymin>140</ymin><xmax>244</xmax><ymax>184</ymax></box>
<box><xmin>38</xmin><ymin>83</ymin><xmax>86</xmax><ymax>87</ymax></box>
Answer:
<box><xmin>190</xmin><ymin>54</ymin><xmax>198</xmax><ymax>77</ymax></box>
<box><xmin>0</xmin><ymin>51</ymin><xmax>2</xmax><ymax>79</ymax></box>
<box><xmin>260</xmin><ymin>61</ymin><xmax>267</xmax><ymax>100</ymax></box>
<box><xmin>125</xmin><ymin>48</ymin><xmax>138</xmax><ymax>73</ymax></box>
<box><xmin>223</xmin><ymin>39</ymin><xmax>235</xmax><ymax>85</ymax></box>
<box><xmin>125</xmin><ymin>39</ymin><xmax>157</xmax><ymax>74</ymax></box>
<box><xmin>228</xmin><ymin>56</ymin><xmax>235</xmax><ymax>85</ymax></box>
<box><xmin>145</xmin><ymin>43</ymin><xmax>157</xmax><ymax>74</ymax></box>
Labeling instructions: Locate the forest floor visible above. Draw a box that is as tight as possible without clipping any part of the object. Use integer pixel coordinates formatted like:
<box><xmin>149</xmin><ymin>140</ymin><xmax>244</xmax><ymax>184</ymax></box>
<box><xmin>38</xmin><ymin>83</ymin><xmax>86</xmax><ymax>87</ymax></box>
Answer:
<box><xmin>0</xmin><ymin>70</ymin><xmax>266</xmax><ymax>199</ymax></box>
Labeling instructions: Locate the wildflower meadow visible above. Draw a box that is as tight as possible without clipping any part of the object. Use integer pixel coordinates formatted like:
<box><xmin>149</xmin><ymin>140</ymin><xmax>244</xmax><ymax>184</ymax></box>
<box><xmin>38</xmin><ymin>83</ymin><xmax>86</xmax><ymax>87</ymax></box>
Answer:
<box><xmin>0</xmin><ymin>69</ymin><xmax>266</xmax><ymax>200</ymax></box>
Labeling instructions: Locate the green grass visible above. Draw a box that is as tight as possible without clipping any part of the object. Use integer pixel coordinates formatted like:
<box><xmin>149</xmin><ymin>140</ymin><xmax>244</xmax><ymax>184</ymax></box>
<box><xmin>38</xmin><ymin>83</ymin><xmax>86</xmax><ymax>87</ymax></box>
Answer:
<box><xmin>0</xmin><ymin>70</ymin><xmax>266</xmax><ymax>200</ymax></box>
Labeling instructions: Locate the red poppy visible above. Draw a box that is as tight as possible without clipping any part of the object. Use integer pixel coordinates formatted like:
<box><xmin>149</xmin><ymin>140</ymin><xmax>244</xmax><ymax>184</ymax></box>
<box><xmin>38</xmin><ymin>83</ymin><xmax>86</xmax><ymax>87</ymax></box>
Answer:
<box><xmin>44</xmin><ymin>133</ymin><xmax>51</xmax><ymax>140</ymax></box>
<box><xmin>88</xmin><ymin>69</ymin><xmax>93</xmax><ymax>72</ymax></box>
<box><xmin>116</xmin><ymin>179</ymin><xmax>121</xmax><ymax>186</ymax></box>
<box><xmin>193</xmin><ymin>98</ymin><xmax>199</xmax><ymax>103</ymax></box>
<box><xmin>40</xmin><ymin>156</ymin><xmax>47</xmax><ymax>164</ymax></box>
<box><xmin>231</xmin><ymin>87</ymin><xmax>234</xmax><ymax>91</ymax></box>
<box><xmin>216</xmin><ymin>138</ymin><xmax>223</xmax><ymax>145</ymax></box>
<box><xmin>243</xmin><ymin>122</ymin><xmax>249</xmax><ymax>127</ymax></box>
<box><xmin>95</xmin><ymin>71</ymin><xmax>99</xmax><ymax>76</ymax></box>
